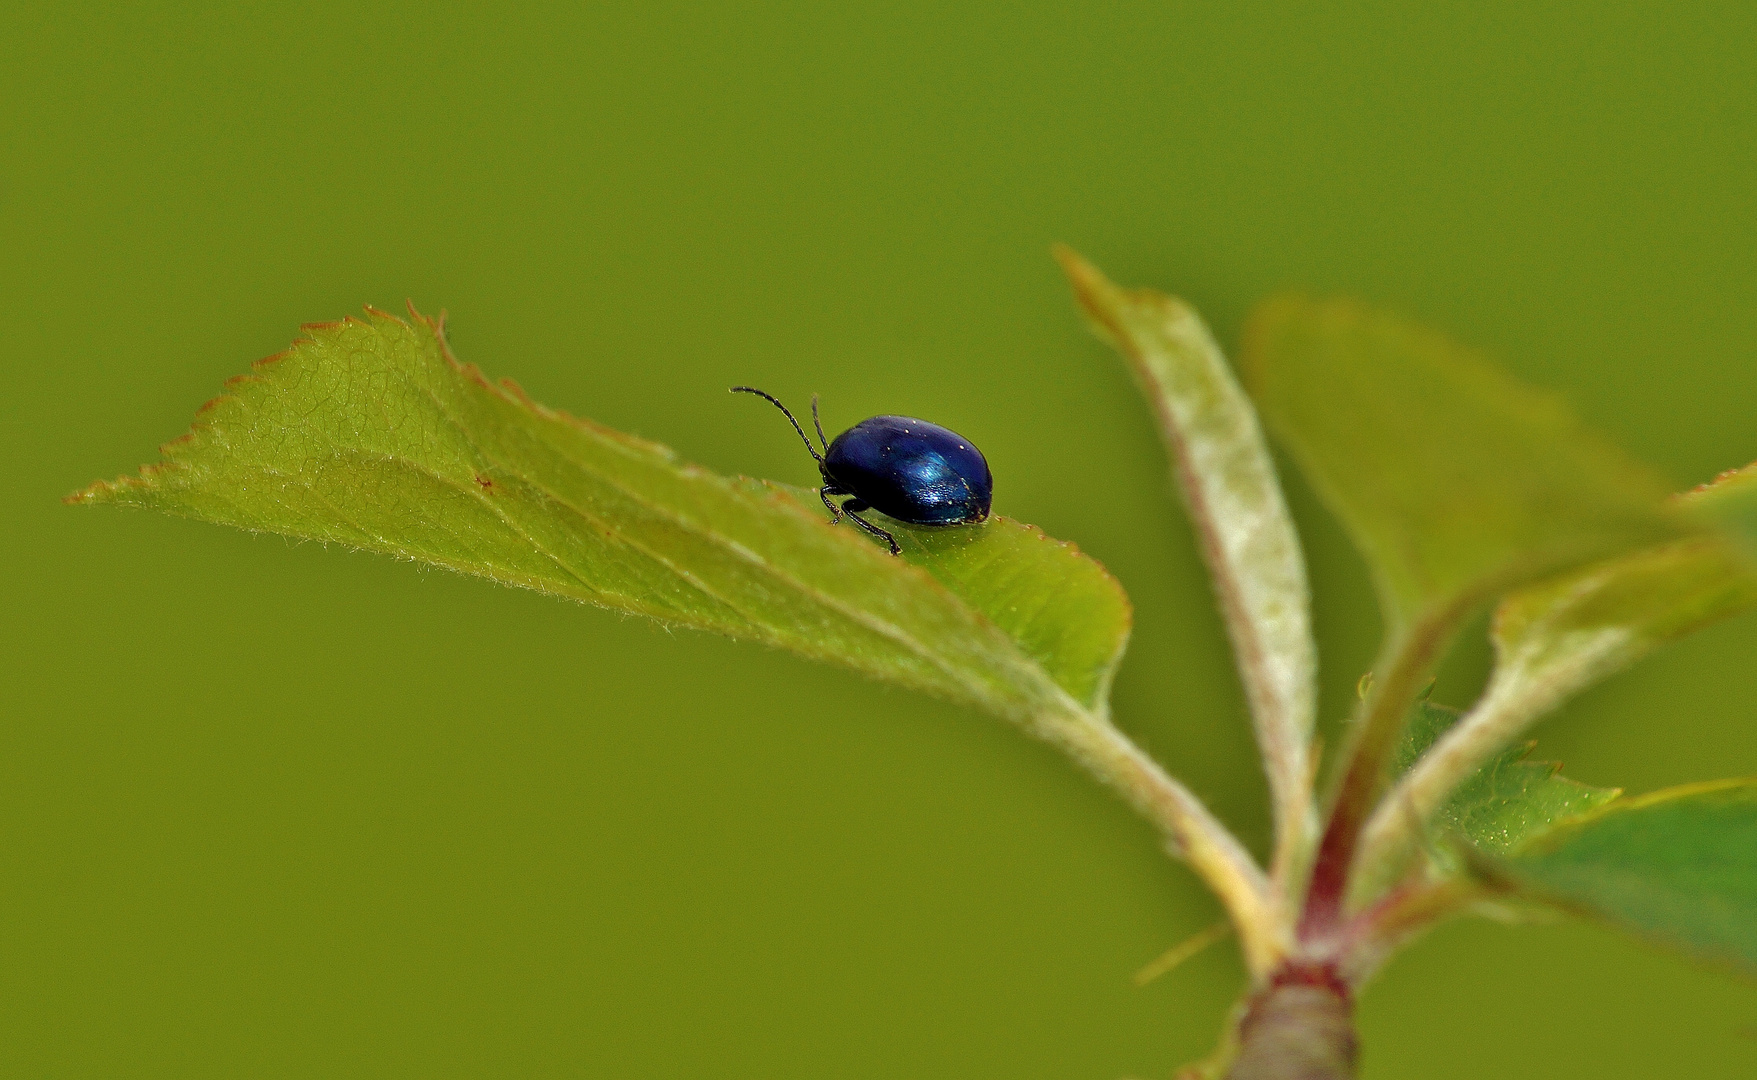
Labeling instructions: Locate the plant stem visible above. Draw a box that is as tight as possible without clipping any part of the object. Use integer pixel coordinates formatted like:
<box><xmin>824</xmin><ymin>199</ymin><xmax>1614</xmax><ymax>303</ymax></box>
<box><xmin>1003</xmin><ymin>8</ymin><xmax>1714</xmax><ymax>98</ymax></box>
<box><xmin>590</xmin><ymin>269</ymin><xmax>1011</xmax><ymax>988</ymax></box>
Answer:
<box><xmin>1224</xmin><ymin>963</ymin><xmax>1357</xmax><ymax>1080</ymax></box>
<box><xmin>1041</xmin><ymin>699</ymin><xmax>1283</xmax><ymax>977</ymax></box>
<box><xmin>1300</xmin><ymin>610</ymin><xmax>1457</xmax><ymax>937</ymax></box>
<box><xmin>1335</xmin><ymin>874</ymin><xmax>1479</xmax><ymax>986</ymax></box>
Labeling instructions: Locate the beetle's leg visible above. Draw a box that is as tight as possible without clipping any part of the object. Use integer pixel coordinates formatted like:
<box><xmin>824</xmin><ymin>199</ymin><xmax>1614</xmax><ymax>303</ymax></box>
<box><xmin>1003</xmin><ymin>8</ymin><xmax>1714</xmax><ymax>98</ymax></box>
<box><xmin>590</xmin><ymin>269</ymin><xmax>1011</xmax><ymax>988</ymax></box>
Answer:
<box><xmin>819</xmin><ymin>485</ymin><xmax>845</xmax><ymax>523</ymax></box>
<box><xmin>839</xmin><ymin>499</ymin><xmax>900</xmax><ymax>556</ymax></box>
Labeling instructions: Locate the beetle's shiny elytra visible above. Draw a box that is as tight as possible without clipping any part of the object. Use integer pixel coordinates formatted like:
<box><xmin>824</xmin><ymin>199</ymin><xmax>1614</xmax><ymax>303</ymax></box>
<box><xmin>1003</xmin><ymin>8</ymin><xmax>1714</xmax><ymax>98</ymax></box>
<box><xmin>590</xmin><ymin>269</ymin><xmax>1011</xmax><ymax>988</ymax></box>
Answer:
<box><xmin>731</xmin><ymin>386</ymin><xmax>993</xmax><ymax>555</ymax></box>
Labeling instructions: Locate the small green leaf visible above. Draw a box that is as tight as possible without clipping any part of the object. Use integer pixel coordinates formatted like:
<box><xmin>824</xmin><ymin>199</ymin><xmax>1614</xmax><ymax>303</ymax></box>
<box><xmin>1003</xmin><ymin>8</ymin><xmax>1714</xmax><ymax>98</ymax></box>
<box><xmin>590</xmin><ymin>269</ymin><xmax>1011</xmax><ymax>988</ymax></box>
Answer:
<box><xmin>1240</xmin><ymin>297</ymin><xmax>1686</xmax><ymax>631</ymax></box>
<box><xmin>71</xmin><ymin>306</ymin><xmax>1129</xmax><ymax>724</ymax></box>
<box><xmin>1393</xmin><ymin>701</ymin><xmax>1618</xmax><ymax>863</ymax></box>
<box><xmin>1487</xmin><ymin>779</ymin><xmax>1757</xmax><ymax>974</ymax></box>
<box><xmin>1388</xmin><ymin>700</ymin><xmax>1456</xmax><ymax>776</ymax></box>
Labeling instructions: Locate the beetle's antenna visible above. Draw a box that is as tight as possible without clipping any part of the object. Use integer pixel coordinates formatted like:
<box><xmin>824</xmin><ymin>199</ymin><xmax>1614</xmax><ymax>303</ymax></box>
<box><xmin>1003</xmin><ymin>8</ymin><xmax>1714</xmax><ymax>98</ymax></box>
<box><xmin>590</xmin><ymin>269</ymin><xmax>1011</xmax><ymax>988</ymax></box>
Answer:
<box><xmin>809</xmin><ymin>393</ymin><xmax>829</xmax><ymax>453</ymax></box>
<box><xmin>730</xmin><ymin>386</ymin><xmax>824</xmax><ymax>463</ymax></box>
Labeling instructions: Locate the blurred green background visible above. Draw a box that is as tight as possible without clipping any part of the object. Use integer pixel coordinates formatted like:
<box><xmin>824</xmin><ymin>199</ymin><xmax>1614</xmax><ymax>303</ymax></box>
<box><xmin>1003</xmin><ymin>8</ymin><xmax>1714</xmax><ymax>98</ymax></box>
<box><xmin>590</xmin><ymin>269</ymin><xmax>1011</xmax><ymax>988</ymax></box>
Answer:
<box><xmin>6</xmin><ymin>2</ymin><xmax>1757</xmax><ymax>1076</ymax></box>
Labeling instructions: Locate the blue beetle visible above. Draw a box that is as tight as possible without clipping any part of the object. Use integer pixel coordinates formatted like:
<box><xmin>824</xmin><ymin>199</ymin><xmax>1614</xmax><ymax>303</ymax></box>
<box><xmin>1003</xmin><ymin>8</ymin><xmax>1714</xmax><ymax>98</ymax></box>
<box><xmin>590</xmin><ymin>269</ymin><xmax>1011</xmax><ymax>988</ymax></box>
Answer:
<box><xmin>732</xmin><ymin>386</ymin><xmax>992</xmax><ymax>555</ymax></box>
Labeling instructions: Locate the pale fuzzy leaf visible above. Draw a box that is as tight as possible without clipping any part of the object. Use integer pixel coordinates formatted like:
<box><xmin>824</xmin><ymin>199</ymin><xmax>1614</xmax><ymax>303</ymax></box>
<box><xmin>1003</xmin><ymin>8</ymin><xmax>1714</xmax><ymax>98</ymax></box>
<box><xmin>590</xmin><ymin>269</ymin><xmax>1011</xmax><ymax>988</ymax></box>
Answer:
<box><xmin>1058</xmin><ymin>249</ymin><xmax>1317</xmax><ymax>888</ymax></box>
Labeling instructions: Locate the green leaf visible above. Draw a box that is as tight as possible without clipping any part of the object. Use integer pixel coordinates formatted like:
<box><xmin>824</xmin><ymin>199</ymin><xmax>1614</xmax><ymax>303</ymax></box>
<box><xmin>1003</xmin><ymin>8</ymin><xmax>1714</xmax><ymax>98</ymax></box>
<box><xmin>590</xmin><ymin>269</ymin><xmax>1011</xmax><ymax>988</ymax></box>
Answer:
<box><xmin>1240</xmin><ymin>296</ymin><xmax>1686</xmax><ymax>632</ymax></box>
<box><xmin>72</xmin><ymin>305</ymin><xmax>1285</xmax><ymax>960</ymax></box>
<box><xmin>1486</xmin><ymin>779</ymin><xmax>1757</xmax><ymax>974</ymax></box>
<box><xmin>1057</xmin><ymin>250</ymin><xmax>1317</xmax><ymax>887</ymax></box>
<box><xmin>1355</xmin><ymin>471</ymin><xmax>1757</xmax><ymax>897</ymax></box>
<box><xmin>1240</xmin><ymin>297</ymin><xmax>1691</xmax><ymax>923</ymax></box>
<box><xmin>1392</xmin><ymin>701</ymin><xmax>1618</xmax><ymax>864</ymax></box>
<box><xmin>70</xmin><ymin>306</ymin><xmax>1129</xmax><ymax>724</ymax></box>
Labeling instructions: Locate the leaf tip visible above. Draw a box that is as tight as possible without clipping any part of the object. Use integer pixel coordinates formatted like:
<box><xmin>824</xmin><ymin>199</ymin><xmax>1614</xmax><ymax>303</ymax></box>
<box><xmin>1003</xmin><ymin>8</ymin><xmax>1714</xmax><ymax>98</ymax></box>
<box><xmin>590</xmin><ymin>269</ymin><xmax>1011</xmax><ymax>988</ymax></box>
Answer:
<box><xmin>1050</xmin><ymin>242</ymin><xmax>1097</xmax><ymax>285</ymax></box>
<box><xmin>64</xmin><ymin>469</ymin><xmax>155</xmax><ymax>506</ymax></box>
<box><xmin>1052</xmin><ymin>245</ymin><xmax>1124</xmax><ymax>330</ymax></box>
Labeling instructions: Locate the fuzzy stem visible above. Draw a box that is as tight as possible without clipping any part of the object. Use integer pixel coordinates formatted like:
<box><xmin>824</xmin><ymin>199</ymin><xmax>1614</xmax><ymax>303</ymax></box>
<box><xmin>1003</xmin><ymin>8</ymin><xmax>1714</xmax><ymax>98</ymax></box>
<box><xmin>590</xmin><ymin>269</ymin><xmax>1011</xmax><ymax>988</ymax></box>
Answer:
<box><xmin>1225</xmin><ymin>965</ymin><xmax>1357</xmax><ymax>1080</ymax></box>
<box><xmin>1300</xmin><ymin>609</ymin><xmax>1457</xmax><ymax>937</ymax></box>
<box><xmin>1335</xmin><ymin>874</ymin><xmax>1480</xmax><ymax>986</ymax></box>
<box><xmin>1041</xmin><ymin>700</ymin><xmax>1283</xmax><ymax>977</ymax></box>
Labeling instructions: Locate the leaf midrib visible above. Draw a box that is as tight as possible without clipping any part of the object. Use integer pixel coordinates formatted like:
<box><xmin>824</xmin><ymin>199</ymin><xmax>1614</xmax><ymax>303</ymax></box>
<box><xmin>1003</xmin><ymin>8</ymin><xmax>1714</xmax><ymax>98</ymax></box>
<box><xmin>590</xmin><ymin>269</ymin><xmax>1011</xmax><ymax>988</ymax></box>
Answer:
<box><xmin>377</xmin><ymin>344</ymin><xmax>1069</xmax><ymax>715</ymax></box>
